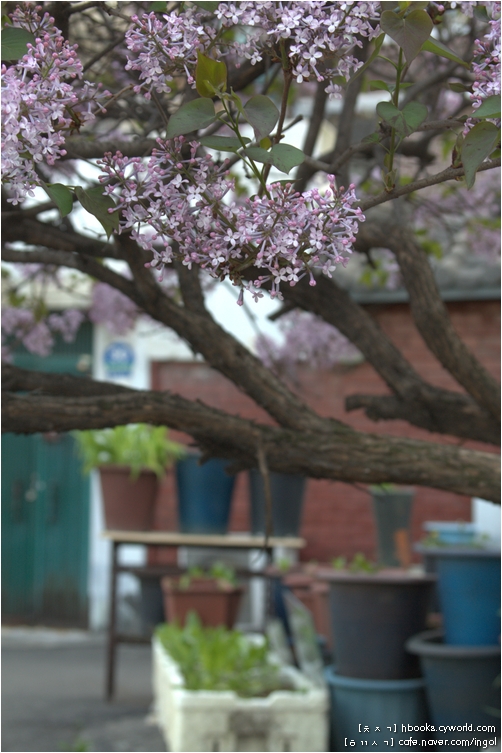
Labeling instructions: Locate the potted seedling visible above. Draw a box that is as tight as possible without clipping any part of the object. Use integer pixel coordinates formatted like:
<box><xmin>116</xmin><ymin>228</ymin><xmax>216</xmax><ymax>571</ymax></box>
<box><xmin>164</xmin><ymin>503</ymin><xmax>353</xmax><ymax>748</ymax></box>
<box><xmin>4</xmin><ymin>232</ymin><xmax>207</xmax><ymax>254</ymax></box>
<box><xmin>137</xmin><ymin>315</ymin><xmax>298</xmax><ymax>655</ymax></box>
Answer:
<box><xmin>74</xmin><ymin>424</ymin><xmax>185</xmax><ymax>530</ymax></box>
<box><xmin>152</xmin><ymin>613</ymin><xmax>329</xmax><ymax>752</ymax></box>
<box><xmin>161</xmin><ymin>562</ymin><xmax>244</xmax><ymax>629</ymax></box>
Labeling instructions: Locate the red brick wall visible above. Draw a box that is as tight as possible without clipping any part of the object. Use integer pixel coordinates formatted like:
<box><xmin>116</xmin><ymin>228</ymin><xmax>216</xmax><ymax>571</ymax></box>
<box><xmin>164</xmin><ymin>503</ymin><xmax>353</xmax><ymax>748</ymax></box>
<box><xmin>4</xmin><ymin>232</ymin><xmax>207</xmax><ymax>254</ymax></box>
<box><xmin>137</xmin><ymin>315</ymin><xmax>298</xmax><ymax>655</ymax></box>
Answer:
<box><xmin>150</xmin><ymin>300</ymin><xmax>500</xmax><ymax>564</ymax></box>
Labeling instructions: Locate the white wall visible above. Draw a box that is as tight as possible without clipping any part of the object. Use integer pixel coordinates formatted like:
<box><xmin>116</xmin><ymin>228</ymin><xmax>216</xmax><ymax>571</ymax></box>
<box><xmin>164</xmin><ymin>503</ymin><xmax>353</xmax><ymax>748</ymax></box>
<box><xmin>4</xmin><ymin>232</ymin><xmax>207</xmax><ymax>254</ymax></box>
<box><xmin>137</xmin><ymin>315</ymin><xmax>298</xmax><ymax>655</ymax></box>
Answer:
<box><xmin>472</xmin><ymin>498</ymin><xmax>501</xmax><ymax>549</ymax></box>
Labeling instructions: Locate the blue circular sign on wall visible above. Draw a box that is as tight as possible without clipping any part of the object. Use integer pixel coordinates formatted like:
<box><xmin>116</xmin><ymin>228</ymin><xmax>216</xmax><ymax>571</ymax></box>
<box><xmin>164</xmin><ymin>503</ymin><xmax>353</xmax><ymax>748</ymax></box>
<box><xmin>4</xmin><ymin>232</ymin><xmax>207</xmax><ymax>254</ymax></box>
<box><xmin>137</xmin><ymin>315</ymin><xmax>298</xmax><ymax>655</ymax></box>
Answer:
<box><xmin>103</xmin><ymin>341</ymin><xmax>135</xmax><ymax>378</ymax></box>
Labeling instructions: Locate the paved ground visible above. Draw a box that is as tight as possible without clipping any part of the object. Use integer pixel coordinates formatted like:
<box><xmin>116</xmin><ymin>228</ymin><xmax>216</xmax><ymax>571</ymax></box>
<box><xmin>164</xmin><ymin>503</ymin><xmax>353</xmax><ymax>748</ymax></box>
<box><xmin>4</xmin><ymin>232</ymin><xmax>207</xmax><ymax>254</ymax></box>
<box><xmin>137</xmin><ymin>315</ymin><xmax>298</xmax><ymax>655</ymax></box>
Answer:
<box><xmin>2</xmin><ymin>628</ymin><xmax>166</xmax><ymax>752</ymax></box>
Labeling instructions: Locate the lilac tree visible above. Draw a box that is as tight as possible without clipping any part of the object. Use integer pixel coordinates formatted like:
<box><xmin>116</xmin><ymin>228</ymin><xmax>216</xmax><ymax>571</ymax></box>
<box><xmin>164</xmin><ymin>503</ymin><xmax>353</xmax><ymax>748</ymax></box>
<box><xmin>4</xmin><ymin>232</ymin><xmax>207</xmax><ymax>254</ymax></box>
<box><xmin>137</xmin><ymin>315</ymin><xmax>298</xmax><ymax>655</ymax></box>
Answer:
<box><xmin>2</xmin><ymin>1</ymin><xmax>500</xmax><ymax>502</ymax></box>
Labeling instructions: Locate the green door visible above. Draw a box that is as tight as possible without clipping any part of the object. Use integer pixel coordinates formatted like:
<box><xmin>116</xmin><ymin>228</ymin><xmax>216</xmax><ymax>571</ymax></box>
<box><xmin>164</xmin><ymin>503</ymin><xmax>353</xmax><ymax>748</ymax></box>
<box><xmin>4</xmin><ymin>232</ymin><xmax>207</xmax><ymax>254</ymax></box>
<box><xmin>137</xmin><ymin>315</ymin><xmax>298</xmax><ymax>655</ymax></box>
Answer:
<box><xmin>2</xmin><ymin>323</ymin><xmax>92</xmax><ymax>626</ymax></box>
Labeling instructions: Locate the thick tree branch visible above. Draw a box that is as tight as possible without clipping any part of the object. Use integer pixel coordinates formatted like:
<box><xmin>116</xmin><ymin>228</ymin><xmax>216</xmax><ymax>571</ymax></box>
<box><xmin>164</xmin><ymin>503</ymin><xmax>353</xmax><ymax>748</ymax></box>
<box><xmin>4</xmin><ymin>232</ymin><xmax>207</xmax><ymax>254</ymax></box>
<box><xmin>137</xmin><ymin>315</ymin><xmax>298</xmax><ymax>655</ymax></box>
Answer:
<box><xmin>359</xmin><ymin>221</ymin><xmax>500</xmax><ymax>420</ymax></box>
<box><xmin>345</xmin><ymin>393</ymin><xmax>499</xmax><ymax>446</ymax></box>
<box><xmin>2</xmin><ymin>384</ymin><xmax>499</xmax><ymax>502</ymax></box>
<box><xmin>118</xmin><ymin>235</ymin><xmax>335</xmax><ymax>434</ymax></box>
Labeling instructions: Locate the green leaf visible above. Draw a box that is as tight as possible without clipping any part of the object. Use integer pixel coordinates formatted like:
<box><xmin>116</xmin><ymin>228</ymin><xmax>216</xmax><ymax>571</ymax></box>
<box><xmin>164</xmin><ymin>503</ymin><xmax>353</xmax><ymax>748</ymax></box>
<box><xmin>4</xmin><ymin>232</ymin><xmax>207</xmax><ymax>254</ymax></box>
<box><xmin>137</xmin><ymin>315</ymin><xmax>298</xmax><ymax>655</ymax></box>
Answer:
<box><xmin>75</xmin><ymin>186</ymin><xmax>119</xmax><ymax>239</ymax></box>
<box><xmin>349</xmin><ymin>33</ymin><xmax>385</xmax><ymax>83</ymax></box>
<box><xmin>41</xmin><ymin>182</ymin><xmax>74</xmax><ymax>219</ymax></box>
<box><xmin>243</xmin><ymin>95</ymin><xmax>279</xmax><ymax>140</ymax></box>
<box><xmin>149</xmin><ymin>1</ymin><xmax>167</xmax><ymax>10</ymax></box>
<box><xmin>362</xmin><ymin>132</ymin><xmax>381</xmax><ymax>144</ymax></box>
<box><xmin>380</xmin><ymin>9</ymin><xmax>432</xmax><ymax>62</ymax></box>
<box><xmin>369</xmin><ymin>80</ymin><xmax>391</xmax><ymax>93</ymax></box>
<box><xmin>195</xmin><ymin>52</ymin><xmax>227</xmax><ymax>98</ymax></box>
<box><xmin>401</xmin><ymin>101</ymin><xmax>428</xmax><ymax>133</ymax></box>
<box><xmin>193</xmin><ymin>1</ymin><xmax>216</xmax><ymax>10</ymax></box>
<box><xmin>448</xmin><ymin>82</ymin><xmax>471</xmax><ymax>93</ymax></box>
<box><xmin>1</xmin><ymin>27</ymin><xmax>34</xmax><ymax>60</ymax></box>
<box><xmin>243</xmin><ymin>146</ymin><xmax>272</xmax><ymax>164</ymax></box>
<box><xmin>259</xmin><ymin>136</ymin><xmax>272</xmax><ymax>149</ymax></box>
<box><xmin>377</xmin><ymin>101</ymin><xmax>427</xmax><ymax>136</ymax></box>
<box><xmin>199</xmin><ymin>135</ymin><xmax>250</xmax><ymax>151</ymax></box>
<box><xmin>166</xmin><ymin>97</ymin><xmax>216</xmax><ymax>138</ymax></box>
<box><xmin>421</xmin><ymin>37</ymin><xmax>469</xmax><ymax>67</ymax></box>
<box><xmin>461</xmin><ymin>121</ymin><xmax>500</xmax><ymax>188</ymax></box>
<box><xmin>269</xmin><ymin>143</ymin><xmax>305</xmax><ymax>173</ymax></box>
<box><xmin>474</xmin><ymin>95</ymin><xmax>501</xmax><ymax>120</ymax></box>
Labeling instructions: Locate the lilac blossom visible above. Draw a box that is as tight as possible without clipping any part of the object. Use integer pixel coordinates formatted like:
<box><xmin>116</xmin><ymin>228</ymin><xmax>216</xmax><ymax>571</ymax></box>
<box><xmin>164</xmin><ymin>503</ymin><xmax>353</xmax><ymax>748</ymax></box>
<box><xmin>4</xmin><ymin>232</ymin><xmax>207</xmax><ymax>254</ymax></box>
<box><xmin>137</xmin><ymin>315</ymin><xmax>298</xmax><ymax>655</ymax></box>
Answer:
<box><xmin>1</xmin><ymin>5</ymin><xmax>107</xmax><ymax>204</ymax></box>
<box><xmin>99</xmin><ymin>137</ymin><xmax>364</xmax><ymax>302</ymax></box>
<box><xmin>215</xmin><ymin>1</ymin><xmax>381</xmax><ymax>97</ymax></box>
<box><xmin>125</xmin><ymin>2</ymin><xmax>380</xmax><ymax>100</ymax></box>
<box><xmin>470</xmin><ymin>2</ymin><xmax>501</xmax><ymax>110</ymax></box>
<box><xmin>88</xmin><ymin>282</ymin><xmax>139</xmax><ymax>335</ymax></box>
<box><xmin>256</xmin><ymin>309</ymin><xmax>362</xmax><ymax>378</ymax></box>
<box><xmin>2</xmin><ymin>306</ymin><xmax>84</xmax><ymax>359</ymax></box>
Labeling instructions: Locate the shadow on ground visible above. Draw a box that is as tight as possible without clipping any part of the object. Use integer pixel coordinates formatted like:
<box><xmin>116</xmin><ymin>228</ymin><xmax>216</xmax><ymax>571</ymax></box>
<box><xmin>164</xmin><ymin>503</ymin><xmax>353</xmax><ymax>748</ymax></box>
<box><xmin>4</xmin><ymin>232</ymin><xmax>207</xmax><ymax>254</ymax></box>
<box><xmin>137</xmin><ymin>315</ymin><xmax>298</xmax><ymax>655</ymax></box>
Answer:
<box><xmin>2</xmin><ymin>629</ymin><xmax>166</xmax><ymax>752</ymax></box>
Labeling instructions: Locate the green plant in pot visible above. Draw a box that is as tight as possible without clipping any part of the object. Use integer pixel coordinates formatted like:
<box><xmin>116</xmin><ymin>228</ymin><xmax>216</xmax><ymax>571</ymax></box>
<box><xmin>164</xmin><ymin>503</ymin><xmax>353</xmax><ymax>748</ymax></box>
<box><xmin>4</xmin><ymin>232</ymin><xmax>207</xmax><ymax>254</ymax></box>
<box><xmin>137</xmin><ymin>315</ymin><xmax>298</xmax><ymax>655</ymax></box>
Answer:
<box><xmin>153</xmin><ymin>612</ymin><xmax>329</xmax><ymax>752</ymax></box>
<box><xmin>161</xmin><ymin>562</ymin><xmax>244</xmax><ymax>629</ymax></box>
<box><xmin>74</xmin><ymin>424</ymin><xmax>185</xmax><ymax>531</ymax></box>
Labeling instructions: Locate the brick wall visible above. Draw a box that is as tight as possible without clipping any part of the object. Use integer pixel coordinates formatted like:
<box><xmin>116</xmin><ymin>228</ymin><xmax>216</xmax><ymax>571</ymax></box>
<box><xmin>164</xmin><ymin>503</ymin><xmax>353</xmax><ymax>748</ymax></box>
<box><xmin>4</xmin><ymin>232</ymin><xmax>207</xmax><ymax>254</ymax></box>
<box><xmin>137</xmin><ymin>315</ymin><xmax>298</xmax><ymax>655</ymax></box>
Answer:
<box><xmin>150</xmin><ymin>299</ymin><xmax>500</xmax><ymax>564</ymax></box>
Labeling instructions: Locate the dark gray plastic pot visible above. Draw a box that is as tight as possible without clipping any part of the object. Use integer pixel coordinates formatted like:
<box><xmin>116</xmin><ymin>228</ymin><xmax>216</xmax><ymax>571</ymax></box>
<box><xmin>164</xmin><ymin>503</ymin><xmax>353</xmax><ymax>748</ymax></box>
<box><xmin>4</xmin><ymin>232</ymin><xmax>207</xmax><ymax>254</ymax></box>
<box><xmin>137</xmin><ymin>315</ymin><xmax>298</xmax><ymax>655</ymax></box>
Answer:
<box><xmin>406</xmin><ymin>630</ymin><xmax>501</xmax><ymax>740</ymax></box>
<box><xmin>249</xmin><ymin>469</ymin><xmax>306</xmax><ymax>536</ymax></box>
<box><xmin>371</xmin><ymin>487</ymin><xmax>414</xmax><ymax>567</ymax></box>
<box><xmin>319</xmin><ymin>569</ymin><xmax>436</xmax><ymax>679</ymax></box>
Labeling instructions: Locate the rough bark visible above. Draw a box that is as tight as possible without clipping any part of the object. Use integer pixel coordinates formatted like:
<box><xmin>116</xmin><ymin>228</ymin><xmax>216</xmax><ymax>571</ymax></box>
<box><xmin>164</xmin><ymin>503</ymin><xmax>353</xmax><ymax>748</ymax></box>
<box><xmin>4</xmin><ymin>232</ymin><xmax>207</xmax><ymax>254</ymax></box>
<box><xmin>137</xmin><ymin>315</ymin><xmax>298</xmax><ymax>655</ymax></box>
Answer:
<box><xmin>3</xmin><ymin>376</ymin><xmax>499</xmax><ymax>502</ymax></box>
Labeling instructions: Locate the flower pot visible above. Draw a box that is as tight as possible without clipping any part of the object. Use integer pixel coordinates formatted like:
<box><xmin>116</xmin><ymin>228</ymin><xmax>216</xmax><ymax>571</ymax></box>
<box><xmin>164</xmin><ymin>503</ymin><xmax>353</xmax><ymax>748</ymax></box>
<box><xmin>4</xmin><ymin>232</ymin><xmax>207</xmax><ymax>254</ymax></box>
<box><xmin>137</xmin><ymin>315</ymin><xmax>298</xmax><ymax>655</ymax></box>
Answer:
<box><xmin>417</xmin><ymin>546</ymin><xmax>501</xmax><ymax>645</ymax></box>
<box><xmin>325</xmin><ymin>666</ymin><xmax>429</xmax><ymax>752</ymax></box>
<box><xmin>371</xmin><ymin>488</ymin><xmax>414</xmax><ymax>567</ymax></box>
<box><xmin>161</xmin><ymin>577</ymin><xmax>244</xmax><ymax>629</ymax></box>
<box><xmin>176</xmin><ymin>455</ymin><xmax>236</xmax><ymax>534</ymax></box>
<box><xmin>406</xmin><ymin>630</ymin><xmax>501</xmax><ymax>740</ymax></box>
<box><xmin>152</xmin><ymin>636</ymin><xmax>329</xmax><ymax>752</ymax></box>
<box><xmin>423</xmin><ymin>520</ymin><xmax>477</xmax><ymax>546</ymax></box>
<box><xmin>249</xmin><ymin>469</ymin><xmax>306</xmax><ymax>536</ymax></box>
<box><xmin>319</xmin><ymin>569</ymin><xmax>435</xmax><ymax>679</ymax></box>
<box><xmin>99</xmin><ymin>464</ymin><xmax>158</xmax><ymax>530</ymax></box>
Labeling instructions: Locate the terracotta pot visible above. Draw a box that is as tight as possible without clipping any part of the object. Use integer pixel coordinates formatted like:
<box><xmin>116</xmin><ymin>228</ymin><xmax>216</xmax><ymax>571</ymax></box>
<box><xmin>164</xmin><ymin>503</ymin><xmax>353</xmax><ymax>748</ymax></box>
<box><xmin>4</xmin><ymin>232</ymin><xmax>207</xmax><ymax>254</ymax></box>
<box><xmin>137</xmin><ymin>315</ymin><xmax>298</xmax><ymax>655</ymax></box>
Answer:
<box><xmin>99</xmin><ymin>464</ymin><xmax>158</xmax><ymax>530</ymax></box>
<box><xmin>161</xmin><ymin>577</ymin><xmax>244</xmax><ymax>628</ymax></box>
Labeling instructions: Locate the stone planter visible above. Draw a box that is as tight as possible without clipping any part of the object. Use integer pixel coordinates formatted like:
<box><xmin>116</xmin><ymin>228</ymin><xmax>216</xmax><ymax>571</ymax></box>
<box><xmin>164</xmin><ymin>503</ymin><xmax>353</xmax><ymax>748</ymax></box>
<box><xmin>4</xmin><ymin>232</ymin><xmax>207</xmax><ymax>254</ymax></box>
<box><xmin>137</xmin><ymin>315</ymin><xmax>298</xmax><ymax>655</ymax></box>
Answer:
<box><xmin>99</xmin><ymin>465</ymin><xmax>158</xmax><ymax>530</ymax></box>
<box><xmin>161</xmin><ymin>576</ymin><xmax>244</xmax><ymax>629</ymax></box>
<box><xmin>152</xmin><ymin>636</ymin><xmax>329</xmax><ymax>752</ymax></box>
<box><xmin>319</xmin><ymin>568</ymin><xmax>435</xmax><ymax>679</ymax></box>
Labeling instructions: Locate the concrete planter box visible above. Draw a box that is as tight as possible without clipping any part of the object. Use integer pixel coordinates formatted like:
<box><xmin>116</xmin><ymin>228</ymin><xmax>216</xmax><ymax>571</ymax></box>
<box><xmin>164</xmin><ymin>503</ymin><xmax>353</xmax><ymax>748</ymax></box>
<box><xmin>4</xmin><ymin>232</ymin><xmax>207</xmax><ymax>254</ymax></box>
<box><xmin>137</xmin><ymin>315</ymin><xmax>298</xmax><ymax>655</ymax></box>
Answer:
<box><xmin>152</xmin><ymin>636</ymin><xmax>329</xmax><ymax>752</ymax></box>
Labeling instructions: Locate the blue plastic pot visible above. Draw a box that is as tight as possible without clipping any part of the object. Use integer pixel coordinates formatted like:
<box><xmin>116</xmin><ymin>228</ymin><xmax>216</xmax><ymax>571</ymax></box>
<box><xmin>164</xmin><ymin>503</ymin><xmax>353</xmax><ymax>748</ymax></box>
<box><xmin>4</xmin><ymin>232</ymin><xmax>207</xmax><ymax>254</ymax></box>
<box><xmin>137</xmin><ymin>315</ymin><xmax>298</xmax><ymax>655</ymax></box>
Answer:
<box><xmin>175</xmin><ymin>455</ymin><xmax>236</xmax><ymax>534</ymax></box>
<box><xmin>325</xmin><ymin>666</ymin><xmax>429</xmax><ymax>752</ymax></box>
<box><xmin>428</xmin><ymin>547</ymin><xmax>501</xmax><ymax>645</ymax></box>
<box><xmin>406</xmin><ymin>630</ymin><xmax>500</xmax><ymax>740</ymax></box>
<box><xmin>423</xmin><ymin>521</ymin><xmax>477</xmax><ymax>546</ymax></box>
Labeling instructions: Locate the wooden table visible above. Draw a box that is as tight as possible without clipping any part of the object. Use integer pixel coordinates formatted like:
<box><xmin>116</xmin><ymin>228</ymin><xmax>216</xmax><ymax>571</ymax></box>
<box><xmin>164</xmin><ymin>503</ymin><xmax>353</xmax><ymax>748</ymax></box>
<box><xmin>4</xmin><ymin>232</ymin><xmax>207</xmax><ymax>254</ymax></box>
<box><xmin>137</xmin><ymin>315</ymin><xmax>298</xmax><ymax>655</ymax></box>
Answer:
<box><xmin>102</xmin><ymin>530</ymin><xmax>305</xmax><ymax>700</ymax></box>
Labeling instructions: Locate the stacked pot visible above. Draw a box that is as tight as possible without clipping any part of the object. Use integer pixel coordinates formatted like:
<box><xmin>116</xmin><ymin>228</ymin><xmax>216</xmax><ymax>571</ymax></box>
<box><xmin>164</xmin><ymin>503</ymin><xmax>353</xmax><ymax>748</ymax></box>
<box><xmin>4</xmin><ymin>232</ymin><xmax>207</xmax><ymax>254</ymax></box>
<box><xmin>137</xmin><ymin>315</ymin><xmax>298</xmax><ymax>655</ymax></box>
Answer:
<box><xmin>318</xmin><ymin>567</ymin><xmax>435</xmax><ymax>752</ymax></box>
<box><xmin>407</xmin><ymin>537</ymin><xmax>501</xmax><ymax>746</ymax></box>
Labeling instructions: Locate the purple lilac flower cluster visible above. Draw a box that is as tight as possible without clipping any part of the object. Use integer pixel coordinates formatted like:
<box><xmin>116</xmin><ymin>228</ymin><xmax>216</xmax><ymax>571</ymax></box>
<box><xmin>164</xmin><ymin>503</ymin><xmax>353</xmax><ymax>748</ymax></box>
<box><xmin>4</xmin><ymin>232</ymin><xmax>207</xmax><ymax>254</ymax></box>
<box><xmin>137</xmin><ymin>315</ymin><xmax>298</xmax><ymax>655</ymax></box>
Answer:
<box><xmin>1</xmin><ymin>307</ymin><xmax>84</xmax><ymax>359</ymax></box>
<box><xmin>256</xmin><ymin>309</ymin><xmax>361</xmax><ymax>377</ymax></box>
<box><xmin>470</xmin><ymin>1</ymin><xmax>501</xmax><ymax>111</ymax></box>
<box><xmin>1</xmin><ymin>5</ymin><xmax>106</xmax><ymax>204</ymax></box>
<box><xmin>100</xmin><ymin>138</ymin><xmax>364</xmax><ymax>301</ymax></box>
<box><xmin>124</xmin><ymin>6</ymin><xmax>218</xmax><ymax>98</ymax></box>
<box><xmin>216</xmin><ymin>1</ymin><xmax>380</xmax><ymax>97</ymax></box>
<box><xmin>88</xmin><ymin>282</ymin><xmax>139</xmax><ymax>335</ymax></box>
<box><xmin>125</xmin><ymin>2</ymin><xmax>380</xmax><ymax>100</ymax></box>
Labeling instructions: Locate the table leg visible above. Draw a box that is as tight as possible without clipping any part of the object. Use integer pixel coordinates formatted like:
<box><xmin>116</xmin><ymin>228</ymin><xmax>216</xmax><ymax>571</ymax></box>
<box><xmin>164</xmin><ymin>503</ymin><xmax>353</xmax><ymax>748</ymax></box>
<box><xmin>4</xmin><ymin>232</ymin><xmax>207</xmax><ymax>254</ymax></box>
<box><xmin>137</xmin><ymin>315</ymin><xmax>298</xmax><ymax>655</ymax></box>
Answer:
<box><xmin>105</xmin><ymin>540</ymin><xmax>119</xmax><ymax>701</ymax></box>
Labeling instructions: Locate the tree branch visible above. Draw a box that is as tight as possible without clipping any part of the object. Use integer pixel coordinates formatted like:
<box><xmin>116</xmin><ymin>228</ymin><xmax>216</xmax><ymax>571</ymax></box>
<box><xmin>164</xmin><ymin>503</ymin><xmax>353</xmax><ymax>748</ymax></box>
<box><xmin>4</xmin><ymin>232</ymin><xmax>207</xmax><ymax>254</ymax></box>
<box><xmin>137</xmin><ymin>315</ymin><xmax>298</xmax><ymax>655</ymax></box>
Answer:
<box><xmin>358</xmin><ymin>220</ymin><xmax>501</xmax><ymax>420</ymax></box>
